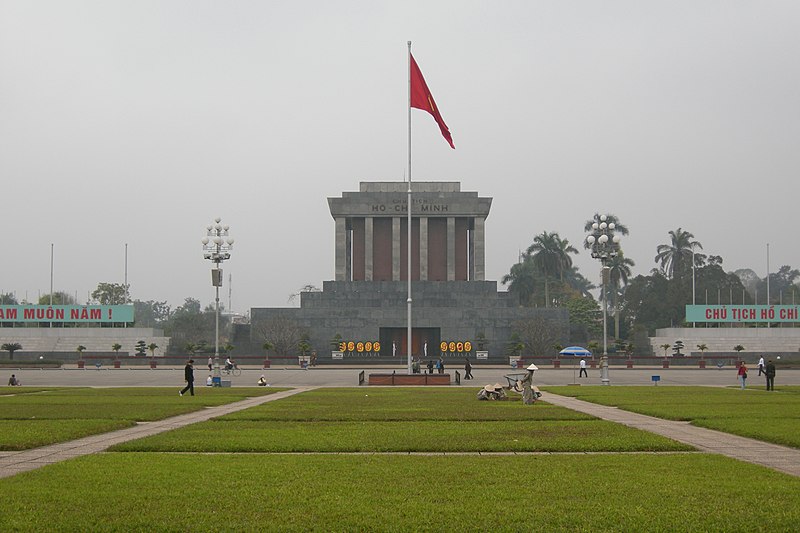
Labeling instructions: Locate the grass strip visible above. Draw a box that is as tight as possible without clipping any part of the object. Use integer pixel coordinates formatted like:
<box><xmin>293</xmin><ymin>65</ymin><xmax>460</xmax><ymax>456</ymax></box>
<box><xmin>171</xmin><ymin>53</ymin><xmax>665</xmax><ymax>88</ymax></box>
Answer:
<box><xmin>111</xmin><ymin>419</ymin><xmax>691</xmax><ymax>453</ymax></box>
<box><xmin>220</xmin><ymin>386</ymin><xmax>592</xmax><ymax>421</ymax></box>
<box><xmin>0</xmin><ymin>419</ymin><xmax>135</xmax><ymax>450</ymax></box>
<box><xmin>0</xmin><ymin>387</ymin><xmax>286</xmax><ymax>449</ymax></box>
<box><xmin>546</xmin><ymin>385</ymin><xmax>800</xmax><ymax>448</ymax></box>
<box><xmin>1</xmin><ymin>453</ymin><xmax>797</xmax><ymax>531</ymax></box>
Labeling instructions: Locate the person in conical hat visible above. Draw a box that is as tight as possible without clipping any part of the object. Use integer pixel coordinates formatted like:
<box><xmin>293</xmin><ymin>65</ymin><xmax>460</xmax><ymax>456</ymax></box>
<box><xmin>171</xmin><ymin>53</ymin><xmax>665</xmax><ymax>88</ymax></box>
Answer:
<box><xmin>521</xmin><ymin>363</ymin><xmax>538</xmax><ymax>404</ymax></box>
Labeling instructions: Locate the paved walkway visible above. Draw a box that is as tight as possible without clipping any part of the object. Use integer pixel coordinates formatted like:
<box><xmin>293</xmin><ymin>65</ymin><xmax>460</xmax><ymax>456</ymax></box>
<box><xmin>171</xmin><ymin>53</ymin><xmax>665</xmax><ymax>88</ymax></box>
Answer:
<box><xmin>542</xmin><ymin>391</ymin><xmax>800</xmax><ymax>477</ymax></box>
<box><xmin>2</xmin><ymin>387</ymin><xmax>798</xmax><ymax>479</ymax></box>
<box><xmin>0</xmin><ymin>387</ymin><xmax>315</xmax><ymax>479</ymax></box>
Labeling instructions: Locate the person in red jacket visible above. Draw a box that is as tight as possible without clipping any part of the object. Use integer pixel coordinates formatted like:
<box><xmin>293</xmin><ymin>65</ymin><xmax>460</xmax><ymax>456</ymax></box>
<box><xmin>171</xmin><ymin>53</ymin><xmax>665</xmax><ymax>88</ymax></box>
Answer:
<box><xmin>737</xmin><ymin>362</ymin><xmax>748</xmax><ymax>390</ymax></box>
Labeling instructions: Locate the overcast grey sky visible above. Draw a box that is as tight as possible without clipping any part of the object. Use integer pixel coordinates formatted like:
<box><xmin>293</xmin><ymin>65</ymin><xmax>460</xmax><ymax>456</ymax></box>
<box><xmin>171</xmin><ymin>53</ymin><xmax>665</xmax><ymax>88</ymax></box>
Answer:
<box><xmin>2</xmin><ymin>1</ymin><xmax>798</xmax><ymax>314</ymax></box>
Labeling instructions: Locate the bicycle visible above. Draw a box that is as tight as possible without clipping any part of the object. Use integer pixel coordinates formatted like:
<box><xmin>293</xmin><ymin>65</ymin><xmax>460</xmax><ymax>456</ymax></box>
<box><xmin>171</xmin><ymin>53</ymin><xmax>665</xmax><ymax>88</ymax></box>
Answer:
<box><xmin>221</xmin><ymin>365</ymin><xmax>241</xmax><ymax>377</ymax></box>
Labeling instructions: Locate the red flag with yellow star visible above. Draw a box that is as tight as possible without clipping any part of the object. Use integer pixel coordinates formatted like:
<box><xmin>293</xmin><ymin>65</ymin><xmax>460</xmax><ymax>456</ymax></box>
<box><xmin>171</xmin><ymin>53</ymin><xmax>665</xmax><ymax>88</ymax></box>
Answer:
<box><xmin>410</xmin><ymin>54</ymin><xmax>455</xmax><ymax>149</ymax></box>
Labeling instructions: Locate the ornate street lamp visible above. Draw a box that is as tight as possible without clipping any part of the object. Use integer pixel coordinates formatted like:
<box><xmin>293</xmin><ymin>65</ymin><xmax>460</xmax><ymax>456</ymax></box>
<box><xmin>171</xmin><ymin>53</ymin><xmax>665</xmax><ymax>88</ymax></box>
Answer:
<box><xmin>202</xmin><ymin>217</ymin><xmax>234</xmax><ymax>378</ymax></box>
<box><xmin>586</xmin><ymin>214</ymin><xmax>621</xmax><ymax>386</ymax></box>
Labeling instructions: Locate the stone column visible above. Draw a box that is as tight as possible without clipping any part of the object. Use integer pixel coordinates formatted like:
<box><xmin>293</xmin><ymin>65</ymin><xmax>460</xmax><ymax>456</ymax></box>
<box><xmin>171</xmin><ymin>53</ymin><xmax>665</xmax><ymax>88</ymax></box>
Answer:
<box><xmin>419</xmin><ymin>217</ymin><xmax>428</xmax><ymax>281</ymax></box>
<box><xmin>474</xmin><ymin>217</ymin><xmax>485</xmax><ymax>281</ymax></box>
<box><xmin>447</xmin><ymin>217</ymin><xmax>455</xmax><ymax>281</ymax></box>
<box><xmin>392</xmin><ymin>217</ymin><xmax>401</xmax><ymax>281</ymax></box>
<box><xmin>335</xmin><ymin>217</ymin><xmax>347</xmax><ymax>281</ymax></box>
<box><xmin>365</xmin><ymin>217</ymin><xmax>374</xmax><ymax>281</ymax></box>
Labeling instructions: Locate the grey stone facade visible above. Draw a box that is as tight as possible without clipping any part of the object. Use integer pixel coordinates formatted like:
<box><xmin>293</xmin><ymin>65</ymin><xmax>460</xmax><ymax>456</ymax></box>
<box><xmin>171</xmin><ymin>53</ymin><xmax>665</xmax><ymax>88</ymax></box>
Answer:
<box><xmin>250</xmin><ymin>281</ymin><xmax>568</xmax><ymax>363</ymax></box>
<box><xmin>248</xmin><ymin>181</ymin><xmax>569</xmax><ymax>363</ymax></box>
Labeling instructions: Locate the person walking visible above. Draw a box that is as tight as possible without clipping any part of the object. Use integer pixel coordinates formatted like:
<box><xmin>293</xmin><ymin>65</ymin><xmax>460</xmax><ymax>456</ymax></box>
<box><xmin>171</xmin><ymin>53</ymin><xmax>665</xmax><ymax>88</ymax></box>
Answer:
<box><xmin>437</xmin><ymin>358</ymin><xmax>445</xmax><ymax>374</ymax></box>
<box><xmin>737</xmin><ymin>362</ymin><xmax>748</xmax><ymax>390</ymax></box>
<box><xmin>757</xmin><ymin>356</ymin><xmax>765</xmax><ymax>376</ymax></box>
<box><xmin>579</xmin><ymin>359</ymin><xmax>588</xmax><ymax>378</ymax></box>
<box><xmin>765</xmin><ymin>359</ymin><xmax>776</xmax><ymax>391</ymax></box>
<box><xmin>180</xmin><ymin>359</ymin><xmax>195</xmax><ymax>397</ymax></box>
<box><xmin>464</xmin><ymin>358</ymin><xmax>473</xmax><ymax>380</ymax></box>
<box><xmin>207</xmin><ymin>356</ymin><xmax>213</xmax><ymax>372</ymax></box>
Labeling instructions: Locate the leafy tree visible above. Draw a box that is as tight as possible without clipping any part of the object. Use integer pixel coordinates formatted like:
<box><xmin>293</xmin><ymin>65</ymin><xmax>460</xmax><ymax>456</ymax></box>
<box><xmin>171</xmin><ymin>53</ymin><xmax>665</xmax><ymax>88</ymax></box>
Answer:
<box><xmin>512</xmin><ymin>317</ymin><xmax>566</xmax><ymax>356</ymax></box>
<box><xmin>565</xmin><ymin>296</ymin><xmax>601</xmax><ymax>339</ymax></box>
<box><xmin>262</xmin><ymin>341</ymin><xmax>274</xmax><ymax>354</ymax></box>
<box><xmin>654</xmin><ymin>228</ymin><xmax>703</xmax><ymax>279</ymax></box>
<box><xmin>254</xmin><ymin>317</ymin><xmax>307</xmax><ymax>356</ymax></box>
<box><xmin>734</xmin><ymin>344</ymin><xmax>745</xmax><ymax>354</ymax></box>
<box><xmin>132</xmin><ymin>300</ymin><xmax>171</xmax><ymax>328</ymax></box>
<box><xmin>0</xmin><ymin>293</ymin><xmax>18</xmax><ymax>304</ymax></box>
<box><xmin>135</xmin><ymin>341</ymin><xmax>147</xmax><ymax>357</ymax></box>
<box><xmin>223</xmin><ymin>343</ymin><xmax>234</xmax><ymax>355</ymax></box>
<box><xmin>563</xmin><ymin>266</ymin><xmax>595</xmax><ymax>298</ymax></box>
<box><xmin>147</xmin><ymin>342</ymin><xmax>158</xmax><ymax>358</ymax></box>
<box><xmin>91</xmin><ymin>283</ymin><xmax>130</xmax><ymax>305</ymax></box>
<box><xmin>38</xmin><ymin>292</ymin><xmax>77</xmax><ymax>305</ymax></box>
<box><xmin>506</xmin><ymin>333</ymin><xmax>524</xmax><ymax>357</ymax></box>
<box><xmin>112</xmin><ymin>343</ymin><xmax>122</xmax><ymax>358</ymax></box>
<box><xmin>660</xmin><ymin>343</ymin><xmax>671</xmax><ymax>357</ymax></box>
<box><xmin>76</xmin><ymin>345</ymin><xmax>87</xmax><ymax>359</ymax></box>
<box><xmin>2</xmin><ymin>342</ymin><xmax>22</xmax><ymax>361</ymax></box>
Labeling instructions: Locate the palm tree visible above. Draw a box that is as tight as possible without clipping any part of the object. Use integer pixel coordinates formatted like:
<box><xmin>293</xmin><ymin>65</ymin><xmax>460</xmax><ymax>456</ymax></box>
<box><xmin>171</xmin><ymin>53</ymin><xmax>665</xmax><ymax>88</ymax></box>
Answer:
<box><xmin>696</xmin><ymin>343</ymin><xmax>708</xmax><ymax>359</ymax></box>
<box><xmin>660</xmin><ymin>343</ymin><xmax>671</xmax><ymax>357</ymax></box>
<box><xmin>147</xmin><ymin>342</ymin><xmax>158</xmax><ymax>359</ymax></box>
<box><xmin>527</xmin><ymin>231</ymin><xmax>578</xmax><ymax>307</ymax></box>
<box><xmin>607</xmin><ymin>253</ymin><xmax>635</xmax><ymax>339</ymax></box>
<box><xmin>111</xmin><ymin>343</ymin><xmax>122</xmax><ymax>360</ymax></box>
<box><xmin>76</xmin><ymin>345</ymin><xmax>86</xmax><ymax>360</ymax></box>
<box><xmin>501</xmin><ymin>256</ymin><xmax>537</xmax><ymax>306</ymax></box>
<box><xmin>2</xmin><ymin>342</ymin><xmax>22</xmax><ymax>361</ymax></box>
<box><xmin>563</xmin><ymin>266</ymin><xmax>595</xmax><ymax>297</ymax></box>
<box><xmin>654</xmin><ymin>228</ymin><xmax>703</xmax><ymax>279</ymax></box>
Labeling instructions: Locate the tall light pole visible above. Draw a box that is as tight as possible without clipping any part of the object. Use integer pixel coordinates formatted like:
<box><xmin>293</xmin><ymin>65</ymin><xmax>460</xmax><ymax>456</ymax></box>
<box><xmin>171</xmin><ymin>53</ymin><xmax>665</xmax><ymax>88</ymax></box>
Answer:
<box><xmin>202</xmin><ymin>217</ymin><xmax>234</xmax><ymax>378</ymax></box>
<box><xmin>586</xmin><ymin>214</ymin><xmax>621</xmax><ymax>386</ymax></box>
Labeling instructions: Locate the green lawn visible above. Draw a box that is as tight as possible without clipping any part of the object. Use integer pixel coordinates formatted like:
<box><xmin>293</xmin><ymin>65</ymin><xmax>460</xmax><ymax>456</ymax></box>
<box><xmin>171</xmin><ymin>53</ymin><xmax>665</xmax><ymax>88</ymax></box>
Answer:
<box><xmin>1</xmin><ymin>453</ymin><xmax>798</xmax><ymax>532</ymax></box>
<box><xmin>113</xmin><ymin>388</ymin><xmax>690</xmax><ymax>453</ymax></box>
<box><xmin>0</xmin><ymin>387</ymin><xmax>282</xmax><ymax>450</ymax></box>
<box><xmin>546</xmin><ymin>385</ymin><xmax>800</xmax><ymax>448</ymax></box>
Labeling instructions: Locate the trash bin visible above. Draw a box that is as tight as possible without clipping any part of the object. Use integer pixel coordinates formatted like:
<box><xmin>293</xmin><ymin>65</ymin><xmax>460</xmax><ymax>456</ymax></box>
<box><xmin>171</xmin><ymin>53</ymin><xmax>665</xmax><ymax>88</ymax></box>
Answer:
<box><xmin>212</xmin><ymin>376</ymin><xmax>222</xmax><ymax>387</ymax></box>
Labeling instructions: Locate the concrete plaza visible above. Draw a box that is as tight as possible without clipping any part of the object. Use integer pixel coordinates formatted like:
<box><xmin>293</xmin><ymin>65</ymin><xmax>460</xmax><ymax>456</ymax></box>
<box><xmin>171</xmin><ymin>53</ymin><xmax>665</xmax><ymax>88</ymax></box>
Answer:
<box><xmin>6</xmin><ymin>364</ymin><xmax>800</xmax><ymax>389</ymax></box>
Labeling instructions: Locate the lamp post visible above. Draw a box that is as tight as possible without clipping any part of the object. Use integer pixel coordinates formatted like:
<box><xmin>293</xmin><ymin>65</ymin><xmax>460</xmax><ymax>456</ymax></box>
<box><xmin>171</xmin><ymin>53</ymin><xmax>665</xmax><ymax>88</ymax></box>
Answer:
<box><xmin>586</xmin><ymin>214</ymin><xmax>621</xmax><ymax>386</ymax></box>
<box><xmin>202</xmin><ymin>217</ymin><xmax>234</xmax><ymax>378</ymax></box>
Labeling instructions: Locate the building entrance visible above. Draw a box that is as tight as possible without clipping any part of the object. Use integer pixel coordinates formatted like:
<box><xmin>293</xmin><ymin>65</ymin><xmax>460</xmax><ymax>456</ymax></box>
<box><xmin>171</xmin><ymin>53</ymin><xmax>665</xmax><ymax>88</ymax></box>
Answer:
<box><xmin>380</xmin><ymin>327</ymin><xmax>440</xmax><ymax>359</ymax></box>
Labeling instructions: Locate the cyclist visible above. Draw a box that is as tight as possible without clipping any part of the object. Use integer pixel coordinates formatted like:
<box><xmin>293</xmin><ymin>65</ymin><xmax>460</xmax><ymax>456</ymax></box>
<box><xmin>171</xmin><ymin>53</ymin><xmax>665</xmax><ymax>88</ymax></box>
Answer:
<box><xmin>225</xmin><ymin>357</ymin><xmax>236</xmax><ymax>371</ymax></box>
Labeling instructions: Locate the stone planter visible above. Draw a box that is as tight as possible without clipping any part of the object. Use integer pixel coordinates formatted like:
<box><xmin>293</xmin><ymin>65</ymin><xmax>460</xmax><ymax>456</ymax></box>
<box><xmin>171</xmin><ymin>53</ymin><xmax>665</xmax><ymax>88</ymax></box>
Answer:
<box><xmin>263</xmin><ymin>359</ymin><xmax>271</xmax><ymax>368</ymax></box>
<box><xmin>113</xmin><ymin>360</ymin><xmax>121</xmax><ymax>369</ymax></box>
<box><xmin>77</xmin><ymin>360</ymin><xmax>85</xmax><ymax>369</ymax></box>
<box><xmin>552</xmin><ymin>359</ymin><xmax>561</xmax><ymax>369</ymax></box>
<box><xmin>698</xmin><ymin>360</ymin><xmax>706</xmax><ymax>369</ymax></box>
<box><xmin>662</xmin><ymin>359</ymin><xmax>670</xmax><ymax>369</ymax></box>
<box><xmin>149</xmin><ymin>360</ymin><xmax>157</xmax><ymax>369</ymax></box>
<box><xmin>626</xmin><ymin>360</ymin><xmax>634</xmax><ymax>369</ymax></box>
<box><xmin>590</xmin><ymin>360</ymin><xmax>597</xmax><ymax>369</ymax></box>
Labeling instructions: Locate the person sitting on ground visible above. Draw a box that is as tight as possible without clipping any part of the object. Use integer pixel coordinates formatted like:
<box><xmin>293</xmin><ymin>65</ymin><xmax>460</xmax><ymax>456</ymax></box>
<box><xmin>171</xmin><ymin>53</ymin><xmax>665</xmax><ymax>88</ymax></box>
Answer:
<box><xmin>206</xmin><ymin>375</ymin><xmax>213</xmax><ymax>386</ymax></box>
<box><xmin>8</xmin><ymin>374</ymin><xmax>20</xmax><ymax>386</ymax></box>
<box><xmin>257</xmin><ymin>375</ymin><xmax>268</xmax><ymax>386</ymax></box>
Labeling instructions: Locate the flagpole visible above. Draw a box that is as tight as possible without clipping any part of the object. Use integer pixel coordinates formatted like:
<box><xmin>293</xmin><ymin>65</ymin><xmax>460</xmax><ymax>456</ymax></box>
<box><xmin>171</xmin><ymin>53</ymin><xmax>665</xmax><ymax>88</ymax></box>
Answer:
<box><xmin>406</xmin><ymin>40</ymin><xmax>413</xmax><ymax>375</ymax></box>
